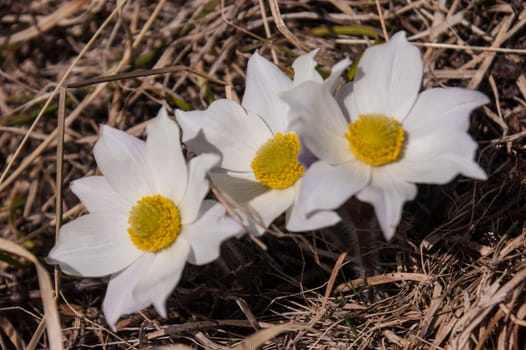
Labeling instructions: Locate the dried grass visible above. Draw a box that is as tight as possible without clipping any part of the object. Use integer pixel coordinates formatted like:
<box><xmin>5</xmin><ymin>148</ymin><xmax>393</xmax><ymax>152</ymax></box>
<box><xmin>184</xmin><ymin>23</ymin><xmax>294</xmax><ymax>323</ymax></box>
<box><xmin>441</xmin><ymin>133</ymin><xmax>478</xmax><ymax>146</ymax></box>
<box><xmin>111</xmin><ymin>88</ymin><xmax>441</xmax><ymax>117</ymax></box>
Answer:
<box><xmin>1</xmin><ymin>0</ymin><xmax>525</xmax><ymax>349</ymax></box>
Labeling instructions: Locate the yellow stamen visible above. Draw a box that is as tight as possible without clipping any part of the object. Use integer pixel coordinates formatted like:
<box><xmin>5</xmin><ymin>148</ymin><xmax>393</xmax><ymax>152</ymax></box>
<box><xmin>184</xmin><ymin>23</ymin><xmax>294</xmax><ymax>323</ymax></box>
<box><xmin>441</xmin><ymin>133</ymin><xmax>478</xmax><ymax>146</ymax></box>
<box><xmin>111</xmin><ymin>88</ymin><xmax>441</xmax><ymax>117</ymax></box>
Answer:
<box><xmin>128</xmin><ymin>194</ymin><xmax>181</xmax><ymax>252</ymax></box>
<box><xmin>345</xmin><ymin>114</ymin><xmax>405</xmax><ymax>166</ymax></box>
<box><xmin>250</xmin><ymin>132</ymin><xmax>305</xmax><ymax>189</ymax></box>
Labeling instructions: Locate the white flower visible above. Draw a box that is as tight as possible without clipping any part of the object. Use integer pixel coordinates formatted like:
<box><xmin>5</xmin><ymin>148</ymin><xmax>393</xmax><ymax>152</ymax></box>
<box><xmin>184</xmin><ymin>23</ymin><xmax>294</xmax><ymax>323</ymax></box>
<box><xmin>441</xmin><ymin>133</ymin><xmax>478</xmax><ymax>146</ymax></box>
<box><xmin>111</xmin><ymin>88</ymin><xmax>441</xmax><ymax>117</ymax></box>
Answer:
<box><xmin>176</xmin><ymin>51</ymin><xmax>349</xmax><ymax>234</ymax></box>
<box><xmin>48</xmin><ymin>108</ymin><xmax>243</xmax><ymax>328</ymax></box>
<box><xmin>281</xmin><ymin>32</ymin><xmax>489</xmax><ymax>240</ymax></box>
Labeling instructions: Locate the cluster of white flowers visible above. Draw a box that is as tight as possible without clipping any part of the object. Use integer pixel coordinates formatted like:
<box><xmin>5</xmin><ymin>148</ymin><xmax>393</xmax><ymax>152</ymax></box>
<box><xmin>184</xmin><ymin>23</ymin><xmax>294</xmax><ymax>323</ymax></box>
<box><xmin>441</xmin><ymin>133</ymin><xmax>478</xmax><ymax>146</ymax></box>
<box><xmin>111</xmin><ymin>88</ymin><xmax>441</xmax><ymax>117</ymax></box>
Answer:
<box><xmin>48</xmin><ymin>32</ymin><xmax>488</xmax><ymax>328</ymax></box>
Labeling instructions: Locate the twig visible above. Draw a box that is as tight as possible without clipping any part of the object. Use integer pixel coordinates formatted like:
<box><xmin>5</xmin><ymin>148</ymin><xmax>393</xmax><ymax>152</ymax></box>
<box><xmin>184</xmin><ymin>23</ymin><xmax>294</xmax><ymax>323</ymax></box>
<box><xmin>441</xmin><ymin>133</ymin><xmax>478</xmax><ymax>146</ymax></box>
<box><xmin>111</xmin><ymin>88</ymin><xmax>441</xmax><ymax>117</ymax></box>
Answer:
<box><xmin>0</xmin><ymin>0</ymin><xmax>127</xmax><ymax>190</ymax></box>
<box><xmin>375</xmin><ymin>0</ymin><xmax>388</xmax><ymax>40</ymax></box>
<box><xmin>268</xmin><ymin>0</ymin><xmax>309</xmax><ymax>51</ymax></box>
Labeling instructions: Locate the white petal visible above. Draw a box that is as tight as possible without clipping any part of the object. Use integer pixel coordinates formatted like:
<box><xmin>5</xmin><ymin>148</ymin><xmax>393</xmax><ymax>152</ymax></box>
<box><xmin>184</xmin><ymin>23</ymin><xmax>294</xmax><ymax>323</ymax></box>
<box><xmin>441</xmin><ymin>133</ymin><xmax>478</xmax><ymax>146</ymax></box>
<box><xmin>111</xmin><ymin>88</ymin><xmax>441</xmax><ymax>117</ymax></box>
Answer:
<box><xmin>286</xmin><ymin>182</ymin><xmax>341</xmax><ymax>232</ymax></box>
<box><xmin>181</xmin><ymin>200</ymin><xmax>244</xmax><ymax>265</ymax></box>
<box><xmin>350</xmin><ymin>31</ymin><xmax>422</xmax><ymax>120</ymax></box>
<box><xmin>48</xmin><ymin>212</ymin><xmax>141</xmax><ymax>277</ymax></box>
<box><xmin>294</xmin><ymin>53</ymin><xmax>350</xmax><ymax>117</ymax></box>
<box><xmin>70</xmin><ymin>176</ymin><xmax>131</xmax><ymax>213</ymax></box>
<box><xmin>103</xmin><ymin>253</ymin><xmax>151</xmax><ymax>329</ymax></box>
<box><xmin>297</xmin><ymin>160</ymin><xmax>370</xmax><ymax>215</ymax></box>
<box><xmin>242</xmin><ymin>51</ymin><xmax>293</xmax><ymax>133</ymax></box>
<box><xmin>179</xmin><ymin>153</ymin><xmax>219</xmax><ymax>224</ymax></box>
<box><xmin>356</xmin><ymin>169</ymin><xmax>417</xmax><ymax>240</ymax></box>
<box><xmin>177</xmin><ymin>99</ymin><xmax>271</xmax><ymax>171</ymax></box>
<box><xmin>297</xmin><ymin>140</ymin><xmax>318</xmax><ymax>168</ymax></box>
<box><xmin>336</xmin><ymin>82</ymin><xmax>355</xmax><ymax>123</ymax></box>
<box><xmin>325</xmin><ymin>57</ymin><xmax>351</xmax><ymax>93</ymax></box>
<box><xmin>146</xmin><ymin>107</ymin><xmax>188</xmax><ymax>202</ymax></box>
<box><xmin>93</xmin><ymin>125</ymin><xmax>153</xmax><ymax>202</ymax></box>
<box><xmin>386</xmin><ymin>130</ymin><xmax>487</xmax><ymax>184</ymax></box>
<box><xmin>403</xmin><ymin>87</ymin><xmax>489</xmax><ymax>136</ymax></box>
<box><xmin>292</xmin><ymin>49</ymin><xmax>323</xmax><ymax>86</ymax></box>
<box><xmin>281</xmin><ymin>81</ymin><xmax>352</xmax><ymax>164</ymax></box>
<box><xmin>210</xmin><ymin>171</ymin><xmax>268</xmax><ymax>203</ymax></box>
<box><xmin>133</xmin><ymin>238</ymin><xmax>191</xmax><ymax>317</ymax></box>
<box><xmin>286</xmin><ymin>208</ymin><xmax>341</xmax><ymax>232</ymax></box>
<box><xmin>245</xmin><ymin>187</ymin><xmax>295</xmax><ymax>235</ymax></box>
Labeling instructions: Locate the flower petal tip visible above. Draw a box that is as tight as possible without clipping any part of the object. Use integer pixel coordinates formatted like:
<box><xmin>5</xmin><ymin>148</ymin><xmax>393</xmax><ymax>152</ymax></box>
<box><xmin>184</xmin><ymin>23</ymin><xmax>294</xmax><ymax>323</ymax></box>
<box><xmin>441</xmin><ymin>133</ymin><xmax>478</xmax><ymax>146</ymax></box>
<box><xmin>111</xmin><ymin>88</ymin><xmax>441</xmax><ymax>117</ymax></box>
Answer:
<box><xmin>45</xmin><ymin>254</ymin><xmax>80</xmax><ymax>276</ymax></box>
<box><xmin>154</xmin><ymin>302</ymin><xmax>168</xmax><ymax>318</ymax></box>
<box><xmin>391</xmin><ymin>30</ymin><xmax>407</xmax><ymax>42</ymax></box>
<box><xmin>151</xmin><ymin>106</ymin><xmax>176</xmax><ymax>131</ymax></box>
<box><xmin>382</xmin><ymin>227</ymin><xmax>397</xmax><ymax>241</ymax></box>
<box><xmin>156</xmin><ymin>106</ymin><xmax>169</xmax><ymax>120</ymax></box>
<box><xmin>302</xmin><ymin>48</ymin><xmax>320</xmax><ymax>60</ymax></box>
<box><xmin>98</xmin><ymin>124</ymin><xmax>111</xmax><ymax>138</ymax></box>
<box><xmin>476</xmin><ymin>91</ymin><xmax>491</xmax><ymax>106</ymax></box>
<box><xmin>468</xmin><ymin>165</ymin><xmax>488</xmax><ymax>181</ymax></box>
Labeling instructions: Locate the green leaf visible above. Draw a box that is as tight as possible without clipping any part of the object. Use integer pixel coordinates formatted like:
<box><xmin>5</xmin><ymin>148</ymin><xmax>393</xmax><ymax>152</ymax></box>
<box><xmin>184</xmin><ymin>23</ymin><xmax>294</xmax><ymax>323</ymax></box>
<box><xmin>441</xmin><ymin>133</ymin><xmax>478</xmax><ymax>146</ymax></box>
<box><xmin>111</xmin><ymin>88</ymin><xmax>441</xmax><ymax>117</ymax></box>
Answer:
<box><xmin>307</xmin><ymin>25</ymin><xmax>381</xmax><ymax>43</ymax></box>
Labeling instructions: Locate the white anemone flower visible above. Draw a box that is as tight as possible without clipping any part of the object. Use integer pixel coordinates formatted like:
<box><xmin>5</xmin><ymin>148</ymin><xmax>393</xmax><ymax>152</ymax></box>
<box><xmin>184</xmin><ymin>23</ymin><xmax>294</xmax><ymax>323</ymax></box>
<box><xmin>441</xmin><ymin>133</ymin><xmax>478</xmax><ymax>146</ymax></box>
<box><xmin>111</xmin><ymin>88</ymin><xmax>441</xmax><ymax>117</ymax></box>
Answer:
<box><xmin>281</xmin><ymin>31</ymin><xmax>489</xmax><ymax>240</ymax></box>
<box><xmin>48</xmin><ymin>108</ymin><xmax>243</xmax><ymax>328</ymax></box>
<box><xmin>177</xmin><ymin>51</ymin><xmax>349</xmax><ymax>234</ymax></box>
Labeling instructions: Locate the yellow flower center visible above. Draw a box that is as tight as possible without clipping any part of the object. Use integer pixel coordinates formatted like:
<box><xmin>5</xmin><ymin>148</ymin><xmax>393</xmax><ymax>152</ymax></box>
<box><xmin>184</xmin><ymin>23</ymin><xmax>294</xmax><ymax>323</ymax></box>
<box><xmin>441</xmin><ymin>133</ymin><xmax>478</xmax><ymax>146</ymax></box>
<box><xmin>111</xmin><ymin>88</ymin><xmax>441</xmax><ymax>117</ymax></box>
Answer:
<box><xmin>250</xmin><ymin>132</ymin><xmax>305</xmax><ymax>189</ymax></box>
<box><xmin>345</xmin><ymin>114</ymin><xmax>405</xmax><ymax>166</ymax></box>
<box><xmin>128</xmin><ymin>194</ymin><xmax>181</xmax><ymax>252</ymax></box>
